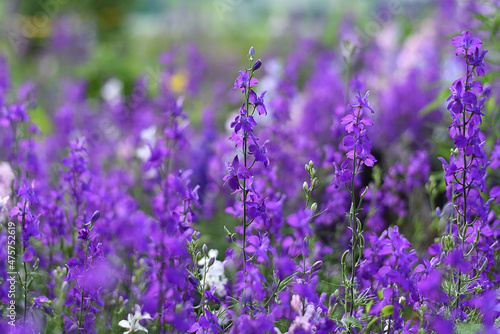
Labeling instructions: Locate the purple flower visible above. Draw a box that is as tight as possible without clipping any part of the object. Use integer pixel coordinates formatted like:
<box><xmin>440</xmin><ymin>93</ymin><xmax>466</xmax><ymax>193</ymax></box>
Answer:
<box><xmin>245</xmin><ymin>231</ymin><xmax>271</xmax><ymax>263</ymax></box>
<box><xmin>249</xmin><ymin>89</ymin><xmax>267</xmax><ymax>115</ymax></box>
<box><xmin>248</xmin><ymin>139</ymin><xmax>270</xmax><ymax>167</ymax></box>
<box><xmin>451</xmin><ymin>31</ymin><xmax>482</xmax><ymax>55</ymax></box>
<box><xmin>246</xmin><ymin>198</ymin><xmax>269</xmax><ymax>224</ymax></box>
<box><xmin>331</xmin><ymin>160</ymin><xmax>352</xmax><ymax>189</ymax></box>
<box><xmin>230</xmin><ymin>104</ymin><xmax>257</xmax><ymax>136</ymax></box>
<box><xmin>470</xmin><ymin>47</ymin><xmax>488</xmax><ymax>76</ymax></box>
<box><xmin>78</xmin><ymin>227</ymin><xmax>91</xmax><ymax>241</ymax></box>
<box><xmin>447</xmin><ymin>79</ymin><xmax>477</xmax><ymax>114</ymax></box>
<box><xmin>223</xmin><ymin>155</ymin><xmax>250</xmax><ymax>191</ymax></box>
<box><xmin>351</xmin><ymin>90</ymin><xmax>375</xmax><ymax>113</ymax></box>
<box><xmin>17</xmin><ymin>180</ymin><xmax>38</xmax><ymax>205</ymax></box>
<box><xmin>341</xmin><ymin>108</ymin><xmax>373</xmax><ymax>133</ymax></box>
<box><xmin>233</xmin><ymin>70</ymin><xmax>258</xmax><ymax>93</ymax></box>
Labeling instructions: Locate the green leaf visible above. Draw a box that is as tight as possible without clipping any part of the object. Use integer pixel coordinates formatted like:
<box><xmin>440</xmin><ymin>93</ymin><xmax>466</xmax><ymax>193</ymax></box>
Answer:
<box><xmin>380</xmin><ymin>304</ymin><xmax>394</xmax><ymax>317</ymax></box>
<box><xmin>365</xmin><ymin>299</ymin><xmax>373</xmax><ymax>314</ymax></box>
<box><xmin>344</xmin><ymin>316</ymin><xmax>362</xmax><ymax>330</ymax></box>
<box><xmin>454</xmin><ymin>323</ymin><xmax>482</xmax><ymax>334</ymax></box>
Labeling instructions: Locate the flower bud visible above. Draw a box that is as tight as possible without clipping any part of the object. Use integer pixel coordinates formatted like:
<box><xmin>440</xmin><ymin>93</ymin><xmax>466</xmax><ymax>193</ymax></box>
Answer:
<box><xmin>329</xmin><ymin>293</ymin><xmax>337</xmax><ymax>307</ymax></box>
<box><xmin>311</xmin><ymin>202</ymin><xmax>318</xmax><ymax>212</ymax></box>
<box><xmin>441</xmin><ymin>234</ymin><xmax>455</xmax><ymax>252</ymax></box>
<box><xmin>308</xmin><ymin>160</ymin><xmax>314</xmax><ymax>169</ymax></box>
<box><xmin>249</xmin><ymin>46</ymin><xmax>255</xmax><ymax>60</ymax></box>
<box><xmin>252</xmin><ymin>59</ymin><xmax>262</xmax><ymax>71</ymax></box>
<box><xmin>188</xmin><ymin>276</ymin><xmax>199</xmax><ymax>287</ymax></box>
<box><xmin>60</xmin><ymin>281</ymin><xmax>69</xmax><ymax>302</ymax></box>
<box><xmin>399</xmin><ymin>296</ymin><xmax>406</xmax><ymax>306</ymax></box>
<box><xmin>43</xmin><ymin>304</ymin><xmax>54</xmax><ymax>315</ymax></box>
<box><xmin>311</xmin><ymin>177</ymin><xmax>318</xmax><ymax>189</ymax></box>
<box><xmin>90</xmin><ymin>210</ymin><xmax>100</xmax><ymax>223</ymax></box>
<box><xmin>202</xmin><ymin>244</ymin><xmax>208</xmax><ymax>255</ymax></box>
<box><xmin>303</xmin><ymin>182</ymin><xmax>309</xmax><ymax>193</ymax></box>
<box><xmin>208</xmin><ymin>256</ymin><xmax>215</xmax><ymax>267</ymax></box>
<box><xmin>305</xmin><ymin>164</ymin><xmax>310</xmax><ymax>173</ymax></box>
<box><xmin>303</xmin><ymin>237</ymin><xmax>309</xmax><ymax>248</ymax></box>
<box><xmin>310</xmin><ymin>260</ymin><xmax>323</xmax><ymax>273</ymax></box>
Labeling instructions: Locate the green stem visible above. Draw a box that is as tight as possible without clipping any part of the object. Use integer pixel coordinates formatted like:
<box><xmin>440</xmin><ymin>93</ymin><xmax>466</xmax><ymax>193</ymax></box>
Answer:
<box><xmin>241</xmin><ymin>69</ymin><xmax>253</xmax><ymax>274</ymax></box>
<box><xmin>78</xmin><ymin>239</ymin><xmax>90</xmax><ymax>333</ymax></box>
<box><xmin>456</xmin><ymin>54</ymin><xmax>470</xmax><ymax>310</ymax></box>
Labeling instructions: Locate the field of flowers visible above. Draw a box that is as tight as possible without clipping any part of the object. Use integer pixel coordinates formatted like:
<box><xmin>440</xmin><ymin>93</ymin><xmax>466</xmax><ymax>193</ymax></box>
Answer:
<box><xmin>1</xmin><ymin>0</ymin><xmax>500</xmax><ymax>333</ymax></box>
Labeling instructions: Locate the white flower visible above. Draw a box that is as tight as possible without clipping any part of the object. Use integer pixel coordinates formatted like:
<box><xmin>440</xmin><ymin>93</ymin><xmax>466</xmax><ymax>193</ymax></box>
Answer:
<box><xmin>118</xmin><ymin>304</ymin><xmax>153</xmax><ymax>334</ymax></box>
<box><xmin>0</xmin><ymin>196</ymin><xmax>9</xmax><ymax>213</ymax></box>
<box><xmin>198</xmin><ymin>249</ymin><xmax>228</xmax><ymax>296</ymax></box>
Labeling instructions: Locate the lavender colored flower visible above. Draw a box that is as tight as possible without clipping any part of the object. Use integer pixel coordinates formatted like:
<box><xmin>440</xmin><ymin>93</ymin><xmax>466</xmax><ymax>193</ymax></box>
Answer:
<box><xmin>249</xmin><ymin>89</ymin><xmax>267</xmax><ymax>115</ymax></box>
<box><xmin>233</xmin><ymin>70</ymin><xmax>258</xmax><ymax>94</ymax></box>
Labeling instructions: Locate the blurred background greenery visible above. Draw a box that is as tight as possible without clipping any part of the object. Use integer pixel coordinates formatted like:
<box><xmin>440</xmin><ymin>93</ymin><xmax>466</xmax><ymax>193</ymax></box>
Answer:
<box><xmin>0</xmin><ymin>0</ymin><xmax>433</xmax><ymax>100</ymax></box>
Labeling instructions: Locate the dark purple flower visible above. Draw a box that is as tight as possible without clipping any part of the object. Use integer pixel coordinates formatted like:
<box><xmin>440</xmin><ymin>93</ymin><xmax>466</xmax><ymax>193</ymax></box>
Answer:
<box><xmin>78</xmin><ymin>227</ymin><xmax>91</xmax><ymax>241</ymax></box>
<box><xmin>470</xmin><ymin>47</ymin><xmax>488</xmax><ymax>76</ymax></box>
<box><xmin>223</xmin><ymin>155</ymin><xmax>250</xmax><ymax>191</ymax></box>
<box><xmin>246</xmin><ymin>198</ymin><xmax>269</xmax><ymax>224</ymax></box>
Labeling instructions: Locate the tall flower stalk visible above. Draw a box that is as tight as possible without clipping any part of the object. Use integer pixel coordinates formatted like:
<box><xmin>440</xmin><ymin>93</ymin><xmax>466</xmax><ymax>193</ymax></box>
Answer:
<box><xmin>10</xmin><ymin>180</ymin><xmax>40</xmax><ymax>324</ymax></box>
<box><xmin>77</xmin><ymin>210</ymin><xmax>100</xmax><ymax>333</ymax></box>
<box><xmin>438</xmin><ymin>31</ymin><xmax>490</xmax><ymax>311</ymax></box>
<box><xmin>225</xmin><ymin>47</ymin><xmax>268</xmax><ymax>273</ymax></box>
<box><xmin>332</xmin><ymin>90</ymin><xmax>376</xmax><ymax>321</ymax></box>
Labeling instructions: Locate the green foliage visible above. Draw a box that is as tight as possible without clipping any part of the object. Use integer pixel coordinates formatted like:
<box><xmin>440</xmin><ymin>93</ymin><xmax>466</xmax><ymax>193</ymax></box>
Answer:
<box><xmin>454</xmin><ymin>323</ymin><xmax>482</xmax><ymax>334</ymax></box>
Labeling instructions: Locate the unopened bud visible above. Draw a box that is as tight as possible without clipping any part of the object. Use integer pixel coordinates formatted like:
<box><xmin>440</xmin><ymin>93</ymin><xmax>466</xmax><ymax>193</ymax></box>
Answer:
<box><xmin>208</xmin><ymin>257</ymin><xmax>215</xmax><ymax>267</ymax></box>
<box><xmin>308</xmin><ymin>160</ymin><xmax>314</xmax><ymax>169</ymax></box>
<box><xmin>252</xmin><ymin>59</ymin><xmax>262</xmax><ymax>71</ymax></box>
<box><xmin>303</xmin><ymin>182</ymin><xmax>309</xmax><ymax>193</ymax></box>
<box><xmin>188</xmin><ymin>276</ymin><xmax>199</xmax><ymax>286</ymax></box>
<box><xmin>90</xmin><ymin>210</ymin><xmax>100</xmax><ymax>223</ymax></box>
<box><xmin>329</xmin><ymin>293</ymin><xmax>337</xmax><ymax>307</ymax></box>
<box><xmin>43</xmin><ymin>304</ymin><xmax>54</xmax><ymax>315</ymax></box>
<box><xmin>249</xmin><ymin>46</ymin><xmax>255</xmax><ymax>60</ymax></box>
<box><xmin>310</xmin><ymin>260</ymin><xmax>323</xmax><ymax>273</ymax></box>
<box><xmin>399</xmin><ymin>296</ymin><xmax>406</xmax><ymax>306</ymax></box>
<box><xmin>311</xmin><ymin>177</ymin><xmax>318</xmax><ymax>188</ymax></box>
<box><xmin>60</xmin><ymin>281</ymin><xmax>69</xmax><ymax>301</ymax></box>
<box><xmin>441</xmin><ymin>235</ymin><xmax>455</xmax><ymax>252</ymax></box>
<box><xmin>311</xmin><ymin>203</ymin><xmax>318</xmax><ymax>212</ymax></box>
<box><xmin>202</xmin><ymin>244</ymin><xmax>208</xmax><ymax>255</ymax></box>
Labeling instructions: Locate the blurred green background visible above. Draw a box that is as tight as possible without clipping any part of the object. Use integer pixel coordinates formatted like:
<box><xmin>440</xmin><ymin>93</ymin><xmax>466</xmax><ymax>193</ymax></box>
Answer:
<box><xmin>0</xmin><ymin>0</ymin><xmax>431</xmax><ymax>100</ymax></box>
